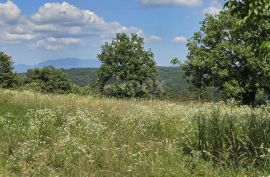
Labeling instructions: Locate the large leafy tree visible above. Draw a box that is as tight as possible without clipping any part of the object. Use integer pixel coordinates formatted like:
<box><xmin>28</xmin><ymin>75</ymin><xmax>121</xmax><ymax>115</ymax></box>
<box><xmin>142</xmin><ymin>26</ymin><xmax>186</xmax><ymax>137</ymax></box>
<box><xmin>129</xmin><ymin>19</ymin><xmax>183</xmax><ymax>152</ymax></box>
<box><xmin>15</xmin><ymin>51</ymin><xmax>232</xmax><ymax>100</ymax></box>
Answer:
<box><xmin>97</xmin><ymin>33</ymin><xmax>159</xmax><ymax>98</ymax></box>
<box><xmin>0</xmin><ymin>52</ymin><xmax>17</xmax><ymax>88</ymax></box>
<box><xmin>226</xmin><ymin>0</ymin><xmax>270</xmax><ymax>104</ymax></box>
<box><xmin>183</xmin><ymin>9</ymin><xmax>270</xmax><ymax>105</ymax></box>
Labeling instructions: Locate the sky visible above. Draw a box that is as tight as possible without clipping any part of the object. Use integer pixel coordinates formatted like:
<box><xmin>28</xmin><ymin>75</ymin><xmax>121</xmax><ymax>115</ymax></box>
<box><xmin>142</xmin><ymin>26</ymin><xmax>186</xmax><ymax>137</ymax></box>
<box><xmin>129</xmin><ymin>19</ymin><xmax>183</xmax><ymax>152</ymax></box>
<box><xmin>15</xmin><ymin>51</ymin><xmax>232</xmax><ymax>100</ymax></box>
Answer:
<box><xmin>0</xmin><ymin>0</ymin><xmax>224</xmax><ymax>66</ymax></box>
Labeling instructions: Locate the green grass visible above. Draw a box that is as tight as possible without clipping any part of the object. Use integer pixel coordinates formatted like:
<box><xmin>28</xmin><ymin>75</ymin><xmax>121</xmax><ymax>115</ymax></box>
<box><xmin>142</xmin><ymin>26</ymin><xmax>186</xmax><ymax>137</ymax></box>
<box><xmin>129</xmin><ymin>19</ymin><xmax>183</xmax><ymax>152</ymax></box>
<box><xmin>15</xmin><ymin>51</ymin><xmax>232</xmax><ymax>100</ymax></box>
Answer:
<box><xmin>0</xmin><ymin>89</ymin><xmax>270</xmax><ymax>176</ymax></box>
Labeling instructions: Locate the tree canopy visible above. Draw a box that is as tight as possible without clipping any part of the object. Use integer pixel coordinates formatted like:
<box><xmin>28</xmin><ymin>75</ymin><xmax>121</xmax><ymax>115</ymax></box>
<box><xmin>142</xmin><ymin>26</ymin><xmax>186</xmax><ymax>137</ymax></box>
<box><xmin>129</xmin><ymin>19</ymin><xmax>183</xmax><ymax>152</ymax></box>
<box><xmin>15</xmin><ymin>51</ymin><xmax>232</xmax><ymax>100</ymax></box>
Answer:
<box><xmin>0</xmin><ymin>52</ymin><xmax>17</xmax><ymax>88</ymax></box>
<box><xmin>25</xmin><ymin>66</ymin><xmax>72</xmax><ymax>93</ymax></box>
<box><xmin>183</xmin><ymin>8</ymin><xmax>270</xmax><ymax>105</ymax></box>
<box><xmin>97</xmin><ymin>33</ymin><xmax>159</xmax><ymax>98</ymax></box>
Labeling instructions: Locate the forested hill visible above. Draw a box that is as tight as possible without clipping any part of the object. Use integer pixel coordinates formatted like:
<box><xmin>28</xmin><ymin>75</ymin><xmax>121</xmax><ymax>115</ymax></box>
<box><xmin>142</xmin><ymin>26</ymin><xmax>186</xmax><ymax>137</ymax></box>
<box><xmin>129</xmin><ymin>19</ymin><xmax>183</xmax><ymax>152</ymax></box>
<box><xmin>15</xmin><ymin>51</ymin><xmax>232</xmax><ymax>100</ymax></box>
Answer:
<box><xmin>65</xmin><ymin>67</ymin><xmax>189</xmax><ymax>96</ymax></box>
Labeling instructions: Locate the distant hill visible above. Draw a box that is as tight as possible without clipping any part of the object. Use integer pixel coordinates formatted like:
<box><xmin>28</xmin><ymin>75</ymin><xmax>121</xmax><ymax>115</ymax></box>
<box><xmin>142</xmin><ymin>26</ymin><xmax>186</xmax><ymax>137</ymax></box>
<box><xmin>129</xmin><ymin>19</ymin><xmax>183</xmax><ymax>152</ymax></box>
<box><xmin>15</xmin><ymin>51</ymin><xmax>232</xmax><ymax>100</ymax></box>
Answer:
<box><xmin>15</xmin><ymin>58</ymin><xmax>101</xmax><ymax>73</ymax></box>
<box><xmin>65</xmin><ymin>67</ymin><xmax>189</xmax><ymax>96</ymax></box>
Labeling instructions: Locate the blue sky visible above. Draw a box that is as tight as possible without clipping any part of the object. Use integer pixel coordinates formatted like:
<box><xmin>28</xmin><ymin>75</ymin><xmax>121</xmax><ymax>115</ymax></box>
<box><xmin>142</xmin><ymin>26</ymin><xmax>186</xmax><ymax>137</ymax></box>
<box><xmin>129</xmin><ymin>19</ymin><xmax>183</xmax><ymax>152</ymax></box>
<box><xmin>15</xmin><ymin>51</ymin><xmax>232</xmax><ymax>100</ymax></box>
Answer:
<box><xmin>0</xmin><ymin>0</ymin><xmax>224</xmax><ymax>66</ymax></box>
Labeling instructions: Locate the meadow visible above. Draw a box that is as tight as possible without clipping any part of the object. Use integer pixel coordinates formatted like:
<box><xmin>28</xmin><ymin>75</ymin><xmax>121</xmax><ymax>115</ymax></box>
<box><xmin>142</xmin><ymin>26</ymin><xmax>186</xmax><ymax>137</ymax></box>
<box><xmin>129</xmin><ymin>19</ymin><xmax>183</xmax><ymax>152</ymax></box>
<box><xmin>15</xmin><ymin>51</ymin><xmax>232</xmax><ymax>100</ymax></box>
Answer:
<box><xmin>1</xmin><ymin>89</ymin><xmax>270</xmax><ymax>176</ymax></box>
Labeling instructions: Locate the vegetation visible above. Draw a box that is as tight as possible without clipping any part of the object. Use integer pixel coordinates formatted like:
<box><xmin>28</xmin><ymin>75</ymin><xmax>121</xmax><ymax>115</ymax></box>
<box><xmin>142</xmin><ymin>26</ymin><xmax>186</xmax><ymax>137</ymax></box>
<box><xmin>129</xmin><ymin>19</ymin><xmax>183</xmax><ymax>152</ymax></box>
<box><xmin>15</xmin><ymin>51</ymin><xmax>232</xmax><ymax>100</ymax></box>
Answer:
<box><xmin>65</xmin><ymin>67</ymin><xmax>218</xmax><ymax>100</ymax></box>
<box><xmin>0</xmin><ymin>52</ymin><xmax>18</xmax><ymax>88</ymax></box>
<box><xmin>227</xmin><ymin>0</ymin><xmax>270</xmax><ymax>103</ymax></box>
<box><xmin>182</xmin><ymin>1</ymin><xmax>270</xmax><ymax>105</ymax></box>
<box><xmin>24</xmin><ymin>66</ymin><xmax>72</xmax><ymax>94</ymax></box>
<box><xmin>97</xmin><ymin>33</ymin><xmax>160</xmax><ymax>98</ymax></box>
<box><xmin>1</xmin><ymin>90</ymin><xmax>270</xmax><ymax>176</ymax></box>
<box><xmin>0</xmin><ymin>1</ymin><xmax>269</xmax><ymax>175</ymax></box>
<box><xmin>65</xmin><ymin>68</ymin><xmax>99</xmax><ymax>87</ymax></box>
<box><xmin>66</xmin><ymin>67</ymin><xmax>184</xmax><ymax>96</ymax></box>
<box><xmin>183</xmin><ymin>10</ymin><xmax>265</xmax><ymax>105</ymax></box>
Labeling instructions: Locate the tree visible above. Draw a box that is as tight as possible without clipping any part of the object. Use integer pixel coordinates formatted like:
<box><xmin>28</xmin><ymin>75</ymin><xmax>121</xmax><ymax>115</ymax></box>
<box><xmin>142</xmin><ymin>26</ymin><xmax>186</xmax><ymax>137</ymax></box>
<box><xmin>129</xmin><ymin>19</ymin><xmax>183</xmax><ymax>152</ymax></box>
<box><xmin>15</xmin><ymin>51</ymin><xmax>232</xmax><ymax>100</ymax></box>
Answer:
<box><xmin>226</xmin><ymin>0</ymin><xmax>270</xmax><ymax>104</ymax></box>
<box><xmin>183</xmin><ymin>10</ymin><xmax>270</xmax><ymax>105</ymax></box>
<box><xmin>225</xmin><ymin>0</ymin><xmax>270</xmax><ymax>21</ymax></box>
<box><xmin>25</xmin><ymin>66</ymin><xmax>72</xmax><ymax>93</ymax></box>
<box><xmin>97</xmin><ymin>33</ymin><xmax>159</xmax><ymax>98</ymax></box>
<box><xmin>0</xmin><ymin>52</ymin><xmax>17</xmax><ymax>88</ymax></box>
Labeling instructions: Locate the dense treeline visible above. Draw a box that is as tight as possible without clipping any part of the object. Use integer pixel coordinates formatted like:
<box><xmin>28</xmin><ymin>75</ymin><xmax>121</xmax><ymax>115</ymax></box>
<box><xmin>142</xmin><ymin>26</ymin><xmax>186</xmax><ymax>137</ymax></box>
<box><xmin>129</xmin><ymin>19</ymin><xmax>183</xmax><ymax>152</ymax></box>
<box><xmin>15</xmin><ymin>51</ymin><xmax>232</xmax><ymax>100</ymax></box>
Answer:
<box><xmin>65</xmin><ymin>67</ymin><xmax>218</xmax><ymax>100</ymax></box>
<box><xmin>0</xmin><ymin>37</ymin><xmax>218</xmax><ymax>100</ymax></box>
<box><xmin>0</xmin><ymin>53</ymin><xmax>90</xmax><ymax>94</ymax></box>
<box><xmin>0</xmin><ymin>51</ymin><xmax>216</xmax><ymax>100</ymax></box>
<box><xmin>0</xmin><ymin>0</ymin><xmax>269</xmax><ymax>104</ymax></box>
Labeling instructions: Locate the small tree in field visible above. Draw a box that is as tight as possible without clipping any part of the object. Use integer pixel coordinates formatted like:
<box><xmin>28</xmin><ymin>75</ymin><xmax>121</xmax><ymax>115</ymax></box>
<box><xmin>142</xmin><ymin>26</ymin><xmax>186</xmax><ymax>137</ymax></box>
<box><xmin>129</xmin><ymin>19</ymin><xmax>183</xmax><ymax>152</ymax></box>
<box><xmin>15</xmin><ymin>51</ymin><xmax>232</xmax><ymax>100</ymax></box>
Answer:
<box><xmin>0</xmin><ymin>52</ymin><xmax>17</xmax><ymax>88</ymax></box>
<box><xmin>97</xmin><ymin>33</ymin><xmax>159</xmax><ymax>98</ymax></box>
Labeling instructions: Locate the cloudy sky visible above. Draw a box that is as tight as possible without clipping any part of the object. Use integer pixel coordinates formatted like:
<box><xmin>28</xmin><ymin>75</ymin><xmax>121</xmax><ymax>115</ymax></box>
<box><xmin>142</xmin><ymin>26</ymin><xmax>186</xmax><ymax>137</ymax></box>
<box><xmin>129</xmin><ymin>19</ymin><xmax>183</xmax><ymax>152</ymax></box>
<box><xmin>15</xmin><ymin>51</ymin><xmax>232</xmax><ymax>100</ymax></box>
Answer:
<box><xmin>0</xmin><ymin>0</ymin><xmax>224</xmax><ymax>65</ymax></box>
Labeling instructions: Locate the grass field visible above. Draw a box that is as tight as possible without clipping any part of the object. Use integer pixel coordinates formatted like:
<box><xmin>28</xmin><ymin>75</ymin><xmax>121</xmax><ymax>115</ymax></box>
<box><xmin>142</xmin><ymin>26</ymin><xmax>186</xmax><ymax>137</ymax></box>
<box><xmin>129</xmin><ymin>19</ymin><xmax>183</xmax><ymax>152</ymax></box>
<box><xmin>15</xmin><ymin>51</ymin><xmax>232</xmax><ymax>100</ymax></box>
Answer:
<box><xmin>1</xmin><ymin>89</ymin><xmax>270</xmax><ymax>176</ymax></box>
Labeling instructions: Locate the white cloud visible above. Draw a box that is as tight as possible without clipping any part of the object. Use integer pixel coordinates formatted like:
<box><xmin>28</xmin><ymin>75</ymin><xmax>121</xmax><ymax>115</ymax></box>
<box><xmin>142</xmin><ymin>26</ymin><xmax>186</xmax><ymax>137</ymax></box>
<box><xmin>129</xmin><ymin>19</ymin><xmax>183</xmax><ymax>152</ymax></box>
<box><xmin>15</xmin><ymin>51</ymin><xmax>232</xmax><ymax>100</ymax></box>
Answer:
<box><xmin>30</xmin><ymin>2</ymin><xmax>145</xmax><ymax>49</ymax></box>
<box><xmin>0</xmin><ymin>0</ymin><xmax>21</xmax><ymax>24</ymax></box>
<box><xmin>31</xmin><ymin>2</ymin><xmax>104</xmax><ymax>26</ymax></box>
<box><xmin>34</xmin><ymin>37</ymin><xmax>82</xmax><ymax>50</ymax></box>
<box><xmin>147</xmin><ymin>35</ymin><xmax>162</xmax><ymax>42</ymax></box>
<box><xmin>139</xmin><ymin>0</ymin><xmax>201</xmax><ymax>6</ymax></box>
<box><xmin>0</xmin><ymin>1</ymin><xmax>152</xmax><ymax>50</ymax></box>
<box><xmin>203</xmin><ymin>1</ymin><xmax>222</xmax><ymax>16</ymax></box>
<box><xmin>0</xmin><ymin>1</ymin><xmax>34</xmax><ymax>43</ymax></box>
<box><xmin>173</xmin><ymin>36</ymin><xmax>187</xmax><ymax>43</ymax></box>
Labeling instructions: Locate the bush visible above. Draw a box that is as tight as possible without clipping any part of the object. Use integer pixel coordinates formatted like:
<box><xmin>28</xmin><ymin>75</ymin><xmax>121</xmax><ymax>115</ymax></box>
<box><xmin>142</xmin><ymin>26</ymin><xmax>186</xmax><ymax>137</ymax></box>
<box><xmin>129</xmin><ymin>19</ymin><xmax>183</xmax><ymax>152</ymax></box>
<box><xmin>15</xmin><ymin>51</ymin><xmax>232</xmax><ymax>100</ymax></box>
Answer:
<box><xmin>70</xmin><ymin>84</ymin><xmax>93</xmax><ymax>95</ymax></box>
<box><xmin>103</xmin><ymin>81</ymin><xmax>160</xmax><ymax>98</ymax></box>
<box><xmin>25</xmin><ymin>66</ymin><xmax>72</xmax><ymax>94</ymax></box>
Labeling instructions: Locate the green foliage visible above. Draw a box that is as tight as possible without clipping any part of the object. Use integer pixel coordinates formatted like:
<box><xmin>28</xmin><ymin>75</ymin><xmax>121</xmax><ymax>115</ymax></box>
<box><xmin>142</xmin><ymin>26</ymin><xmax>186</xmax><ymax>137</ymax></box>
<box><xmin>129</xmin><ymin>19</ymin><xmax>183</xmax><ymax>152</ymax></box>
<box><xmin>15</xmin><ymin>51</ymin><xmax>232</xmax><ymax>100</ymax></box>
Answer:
<box><xmin>170</xmin><ymin>57</ymin><xmax>180</xmax><ymax>66</ymax></box>
<box><xmin>103</xmin><ymin>81</ymin><xmax>152</xmax><ymax>98</ymax></box>
<box><xmin>97</xmin><ymin>33</ymin><xmax>159</xmax><ymax>98</ymax></box>
<box><xmin>70</xmin><ymin>84</ymin><xmax>94</xmax><ymax>95</ymax></box>
<box><xmin>65</xmin><ymin>68</ymin><xmax>98</xmax><ymax>87</ymax></box>
<box><xmin>183</xmin><ymin>10</ymin><xmax>270</xmax><ymax>105</ymax></box>
<box><xmin>226</xmin><ymin>0</ymin><xmax>270</xmax><ymax>20</ymax></box>
<box><xmin>66</xmin><ymin>67</ymin><xmax>185</xmax><ymax>96</ymax></box>
<box><xmin>25</xmin><ymin>66</ymin><xmax>72</xmax><ymax>93</ymax></box>
<box><xmin>157</xmin><ymin>67</ymin><xmax>185</xmax><ymax>94</ymax></box>
<box><xmin>0</xmin><ymin>52</ymin><xmax>17</xmax><ymax>88</ymax></box>
<box><xmin>65</xmin><ymin>67</ymin><xmax>219</xmax><ymax>100</ymax></box>
<box><xmin>226</xmin><ymin>0</ymin><xmax>270</xmax><ymax>103</ymax></box>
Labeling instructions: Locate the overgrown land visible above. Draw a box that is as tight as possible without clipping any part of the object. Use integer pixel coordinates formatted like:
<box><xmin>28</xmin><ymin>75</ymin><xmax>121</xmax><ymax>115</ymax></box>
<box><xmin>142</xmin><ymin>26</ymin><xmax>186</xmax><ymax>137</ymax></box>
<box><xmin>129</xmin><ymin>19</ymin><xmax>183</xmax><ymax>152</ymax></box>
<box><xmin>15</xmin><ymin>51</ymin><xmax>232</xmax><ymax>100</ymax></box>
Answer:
<box><xmin>1</xmin><ymin>90</ymin><xmax>270</xmax><ymax>177</ymax></box>
<box><xmin>1</xmin><ymin>1</ymin><xmax>270</xmax><ymax>176</ymax></box>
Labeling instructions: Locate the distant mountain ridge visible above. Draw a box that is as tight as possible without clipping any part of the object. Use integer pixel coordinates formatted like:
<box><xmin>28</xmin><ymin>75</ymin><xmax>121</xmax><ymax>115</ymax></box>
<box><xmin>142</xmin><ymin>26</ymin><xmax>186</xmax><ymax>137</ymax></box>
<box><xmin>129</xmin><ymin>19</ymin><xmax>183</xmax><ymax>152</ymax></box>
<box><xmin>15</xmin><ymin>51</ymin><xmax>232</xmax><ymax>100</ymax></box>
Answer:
<box><xmin>15</xmin><ymin>58</ymin><xmax>101</xmax><ymax>73</ymax></box>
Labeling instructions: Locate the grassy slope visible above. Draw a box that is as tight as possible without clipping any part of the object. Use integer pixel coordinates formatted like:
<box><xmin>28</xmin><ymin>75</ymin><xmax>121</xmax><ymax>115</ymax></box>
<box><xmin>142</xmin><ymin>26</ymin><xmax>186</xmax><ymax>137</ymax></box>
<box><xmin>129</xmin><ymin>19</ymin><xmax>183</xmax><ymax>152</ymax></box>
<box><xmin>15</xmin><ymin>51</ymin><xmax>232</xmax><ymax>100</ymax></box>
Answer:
<box><xmin>0</xmin><ymin>90</ymin><xmax>269</xmax><ymax>176</ymax></box>
<box><xmin>65</xmin><ymin>67</ymin><xmax>189</xmax><ymax>96</ymax></box>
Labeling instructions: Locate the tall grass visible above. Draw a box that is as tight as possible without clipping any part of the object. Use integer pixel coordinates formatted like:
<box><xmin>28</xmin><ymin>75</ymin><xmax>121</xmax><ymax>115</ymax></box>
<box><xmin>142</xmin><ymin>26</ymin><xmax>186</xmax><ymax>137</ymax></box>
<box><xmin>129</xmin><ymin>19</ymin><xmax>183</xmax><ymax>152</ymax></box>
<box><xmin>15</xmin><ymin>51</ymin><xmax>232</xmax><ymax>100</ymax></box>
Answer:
<box><xmin>0</xmin><ymin>89</ymin><xmax>270</xmax><ymax>176</ymax></box>
<box><xmin>196</xmin><ymin>105</ymin><xmax>270</xmax><ymax>168</ymax></box>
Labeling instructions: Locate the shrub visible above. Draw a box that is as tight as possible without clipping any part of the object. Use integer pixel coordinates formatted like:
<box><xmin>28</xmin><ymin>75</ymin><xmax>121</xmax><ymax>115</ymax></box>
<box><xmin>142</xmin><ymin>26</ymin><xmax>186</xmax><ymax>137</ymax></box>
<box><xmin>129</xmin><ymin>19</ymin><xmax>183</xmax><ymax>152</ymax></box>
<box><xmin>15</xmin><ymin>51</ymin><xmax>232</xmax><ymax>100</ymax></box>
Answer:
<box><xmin>25</xmin><ymin>66</ymin><xmax>72</xmax><ymax>93</ymax></box>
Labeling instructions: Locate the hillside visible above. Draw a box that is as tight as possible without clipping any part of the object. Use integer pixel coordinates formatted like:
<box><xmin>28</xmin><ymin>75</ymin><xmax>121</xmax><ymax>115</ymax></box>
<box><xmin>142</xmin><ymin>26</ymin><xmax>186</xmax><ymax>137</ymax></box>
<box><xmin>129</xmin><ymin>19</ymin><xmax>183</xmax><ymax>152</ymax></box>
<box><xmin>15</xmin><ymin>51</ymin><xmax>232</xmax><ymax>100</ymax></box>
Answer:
<box><xmin>15</xmin><ymin>58</ymin><xmax>101</xmax><ymax>73</ymax></box>
<box><xmin>65</xmin><ymin>67</ymin><xmax>189</xmax><ymax>96</ymax></box>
